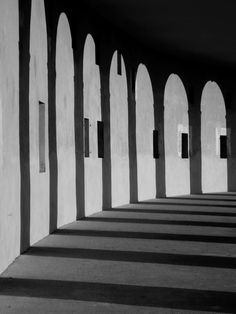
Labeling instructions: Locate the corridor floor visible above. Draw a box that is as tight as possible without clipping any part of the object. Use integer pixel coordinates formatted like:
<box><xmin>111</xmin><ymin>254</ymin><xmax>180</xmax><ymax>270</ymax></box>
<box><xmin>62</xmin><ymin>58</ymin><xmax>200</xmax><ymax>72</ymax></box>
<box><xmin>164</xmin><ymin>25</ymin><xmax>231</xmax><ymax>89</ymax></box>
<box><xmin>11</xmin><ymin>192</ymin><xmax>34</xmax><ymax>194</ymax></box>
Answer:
<box><xmin>1</xmin><ymin>194</ymin><xmax>236</xmax><ymax>313</ymax></box>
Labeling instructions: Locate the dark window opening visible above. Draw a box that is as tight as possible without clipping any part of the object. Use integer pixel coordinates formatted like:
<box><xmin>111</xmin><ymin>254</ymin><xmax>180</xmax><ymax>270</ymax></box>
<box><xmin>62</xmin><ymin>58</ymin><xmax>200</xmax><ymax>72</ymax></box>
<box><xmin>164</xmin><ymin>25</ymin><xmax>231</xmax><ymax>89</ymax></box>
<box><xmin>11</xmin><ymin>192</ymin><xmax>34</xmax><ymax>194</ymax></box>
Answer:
<box><xmin>220</xmin><ymin>135</ymin><xmax>227</xmax><ymax>159</ymax></box>
<box><xmin>84</xmin><ymin>118</ymin><xmax>90</xmax><ymax>157</ymax></box>
<box><xmin>181</xmin><ymin>133</ymin><xmax>189</xmax><ymax>159</ymax></box>
<box><xmin>97</xmin><ymin>121</ymin><xmax>104</xmax><ymax>158</ymax></box>
<box><xmin>117</xmin><ymin>51</ymin><xmax>122</xmax><ymax>75</ymax></box>
<box><xmin>153</xmin><ymin>130</ymin><xmax>159</xmax><ymax>159</ymax></box>
<box><xmin>39</xmin><ymin>101</ymin><xmax>46</xmax><ymax>173</ymax></box>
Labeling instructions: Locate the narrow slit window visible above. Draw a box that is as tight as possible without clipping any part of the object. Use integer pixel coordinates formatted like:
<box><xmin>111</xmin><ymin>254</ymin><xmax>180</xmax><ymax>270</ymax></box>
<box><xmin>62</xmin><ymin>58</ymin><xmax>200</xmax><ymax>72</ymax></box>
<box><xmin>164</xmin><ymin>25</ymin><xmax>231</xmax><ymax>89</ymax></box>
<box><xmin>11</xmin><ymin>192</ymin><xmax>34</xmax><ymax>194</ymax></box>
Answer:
<box><xmin>117</xmin><ymin>51</ymin><xmax>122</xmax><ymax>76</ymax></box>
<box><xmin>39</xmin><ymin>101</ymin><xmax>46</xmax><ymax>173</ymax></box>
<box><xmin>97</xmin><ymin>121</ymin><xmax>104</xmax><ymax>158</ymax></box>
<box><xmin>220</xmin><ymin>135</ymin><xmax>227</xmax><ymax>159</ymax></box>
<box><xmin>153</xmin><ymin>130</ymin><xmax>159</xmax><ymax>159</ymax></box>
<box><xmin>181</xmin><ymin>133</ymin><xmax>189</xmax><ymax>159</ymax></box>
<box><xmin>84</xmin><ymin>118</ymin><xmax>90</xmax><ymax>157</ymax></box>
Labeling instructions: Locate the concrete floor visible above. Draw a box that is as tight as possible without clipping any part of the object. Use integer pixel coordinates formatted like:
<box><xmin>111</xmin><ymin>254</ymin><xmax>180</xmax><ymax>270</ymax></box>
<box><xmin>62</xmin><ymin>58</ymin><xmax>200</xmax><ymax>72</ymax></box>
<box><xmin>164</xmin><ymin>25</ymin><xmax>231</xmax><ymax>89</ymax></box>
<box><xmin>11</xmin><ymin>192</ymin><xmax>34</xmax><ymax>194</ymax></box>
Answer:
<box><xmin>1</xmin><ymin>194</ymin><xmax>236</xmax><ymax>313</ymax></box>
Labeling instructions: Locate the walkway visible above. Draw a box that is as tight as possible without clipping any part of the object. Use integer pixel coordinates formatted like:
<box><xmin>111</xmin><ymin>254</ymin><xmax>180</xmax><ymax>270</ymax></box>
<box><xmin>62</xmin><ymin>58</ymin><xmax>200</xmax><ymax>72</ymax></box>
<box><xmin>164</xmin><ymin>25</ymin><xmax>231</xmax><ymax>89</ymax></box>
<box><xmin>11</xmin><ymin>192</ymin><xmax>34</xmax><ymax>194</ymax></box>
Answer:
<box><xmin>1</xmin><ymin>194</ymin><xmax>236</xmax><ymax>313</ymax></box>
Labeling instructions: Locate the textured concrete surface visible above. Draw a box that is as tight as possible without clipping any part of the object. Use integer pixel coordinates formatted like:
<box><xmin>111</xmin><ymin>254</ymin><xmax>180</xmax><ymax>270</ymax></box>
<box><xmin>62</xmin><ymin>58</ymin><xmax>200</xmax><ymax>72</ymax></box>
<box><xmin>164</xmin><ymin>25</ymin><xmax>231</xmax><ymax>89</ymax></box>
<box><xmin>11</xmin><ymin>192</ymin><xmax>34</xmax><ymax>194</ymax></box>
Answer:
<box><xmin>0</xmin><ymin>0</ymin><xmax>20</xmax><ymax>274</ymax></box>
<box><xmin>164</xmin><ymin>74</ymin><xmax>190</xmax><ymax>196</ymax></box>
<box><xmin>29</xmin><ymin>0</ymin><xmax>49</xmax><ymax>245</ymax></box>
<box><xmin>136</xmin><ymin>64</ymin><xmax>156</xmax><ymax>201</ymax></box>
<box><xmin>56</xmin><ymin>13</ymin><xmax>76</xmax><ymax>227</ymax></box>
<box><xmin>1</xmin><ymin>194</ymin><xmax>236</xmax><ymax>313</ymax></box>
<box><xmin>110</xmin><ymin>51</ymin><xmax>130</xmax><ymax>207</ymax></box>
<box><xmin>201</xmin><ymin>81</ymin><xmax>227</xmax><ymax>193</ymax></box>
<box><xmin>83</xmin><ymin>34</ymin><xmax>103</xmax><ymax>216</ymax></box>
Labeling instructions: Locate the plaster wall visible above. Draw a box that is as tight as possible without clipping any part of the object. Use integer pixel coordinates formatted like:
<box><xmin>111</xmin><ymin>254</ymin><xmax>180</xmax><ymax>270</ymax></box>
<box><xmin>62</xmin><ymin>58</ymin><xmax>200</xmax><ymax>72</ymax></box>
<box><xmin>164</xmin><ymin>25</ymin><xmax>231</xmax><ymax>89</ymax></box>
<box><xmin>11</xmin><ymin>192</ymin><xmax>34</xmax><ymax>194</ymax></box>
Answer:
<box><xmin>29</xmin><ymin>0</ymin><xmax>49</xmax><ymax>244</ymax></box>
<box><xmin>83</xmin><ymin>34</ymin><xmax>102</xmax><ymax>215</ymax></box>
<box><xmin>110</xmin><ymin>51</ymin><xmax>130</xmax><ymax>206</ymax></box>
<box><xmin>135</xmin><ymin>64</ymin><xmax>155</xmax><ymax>201</ymax></box>
<box><xmin>0</xmin><ymin>0</ymin><xmax>20</xmax><ymax>273</ymax></box>
<box><xmin>201</xmin><ymin>82</ymin><xmax>227</xmax><ymax>192</ymax></box>
<box><xmin>56</xmin><ymin>14</ymin><xmax>76</xmax><ymax>227</ymax></box>
<box><xmin>164</xmin><ymin>74</ymin><xmax>190</xmax><ymax>196</ymax></box>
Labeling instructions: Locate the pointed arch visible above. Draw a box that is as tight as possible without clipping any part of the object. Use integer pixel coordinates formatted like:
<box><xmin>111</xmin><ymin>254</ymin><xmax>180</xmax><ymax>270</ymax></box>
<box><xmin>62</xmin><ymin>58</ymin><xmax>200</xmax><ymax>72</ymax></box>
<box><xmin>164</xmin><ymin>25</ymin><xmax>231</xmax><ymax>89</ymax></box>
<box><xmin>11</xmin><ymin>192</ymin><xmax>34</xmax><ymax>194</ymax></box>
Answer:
<box><xmin>201</xmin><ymin>81</ymin><xmax>227</xmax><ymax>192</ymax></box>
<box><xmin>135</xmin><ymin>64</ymin><xmax>155</xmax><ymax>201</ymax></box>
<box><xmin>56</xmin><ymin>13</ymin><xmax>76</xmax><ymax>227</ymax></box>
<box><xmin>164</xmin><ymin>73</ymin><xmax>190</xmax><ymax>196</ymax></box>
<box><xmin>83</xmin><ymin>34</ymin><xmax>102</xmax><ymax>215</ymax></box>
<box><xmin>110</xmin><ymin>50</ymin><xmax>130</xmax><ymax>206</ymax></box>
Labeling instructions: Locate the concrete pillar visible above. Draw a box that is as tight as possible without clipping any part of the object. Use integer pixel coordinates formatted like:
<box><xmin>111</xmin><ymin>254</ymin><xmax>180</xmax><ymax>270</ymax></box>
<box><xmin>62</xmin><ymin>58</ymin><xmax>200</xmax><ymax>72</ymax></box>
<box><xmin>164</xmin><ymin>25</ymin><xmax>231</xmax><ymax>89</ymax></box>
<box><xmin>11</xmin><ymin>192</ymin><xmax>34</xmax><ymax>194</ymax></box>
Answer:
<box><xmin>188</xmin><ymin>86</ymin><xmax>202</xmax><ymax>194</ymax></box>
<box><xmin>19</xmin><ymin>0</ymin><xmax>31</xmax><ymax>252</ymax></box>
<box><xmin>45</xmin><ymin>8</ymin><xmax>58</xmax><ymax>233</ymax></box>
<box><xmin>127</xmin><ymin>68</ymin><xmax>138</xmax><ymax>203</ymax></box>
<box><xmin>74</xmin><ymin>45</ymin><xmax>85</xmax><ymax>219</ymax></box>
<box><xmin>226</xmin><ymin>94</ymin><xmax>236</xmax><ymax>191</ymax></box>
<box><xmin>153</xmin><ymin>86</ymin><xmax>166</xmax><ymax>198</ymax></box>
<box><xmin>100</xmin><ymin>61</ymin><xmax>112</xmax><ymax>209</ymax></box>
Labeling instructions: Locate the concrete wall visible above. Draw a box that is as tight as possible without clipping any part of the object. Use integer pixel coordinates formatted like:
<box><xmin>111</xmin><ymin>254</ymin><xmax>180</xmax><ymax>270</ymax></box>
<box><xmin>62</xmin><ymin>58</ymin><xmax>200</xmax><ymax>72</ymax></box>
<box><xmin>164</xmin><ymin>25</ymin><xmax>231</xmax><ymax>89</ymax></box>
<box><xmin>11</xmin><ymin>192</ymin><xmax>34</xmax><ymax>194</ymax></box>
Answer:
<box><xmin>110</xmin><ymin>51</ymin><xmax>130</xmax><ymax>206</ymax></box>
<box><xmin>201</xmin><ymin>81</ymin><xmax>227</xmax><ymax>192</ymax></box>
<box><xmin>56</xmin><ymin>13</ymin><xmax>76</xmax><ymax>227</ymax></box>
<box><xmin>29</xmin><ymin>0</ymin><xmax>49</xmax><ymax>244</ymax></box>
<box><xmin>0</xmin><ymin>0</ymin><xmax>20</xmax><ymax>274</ymax></box>
<box><xmin>83</xmin><ymin>34</ymin><xmax>102</xmax><ymax>215</ymax></box>
<box><xmin>135</xmin><ymin>64</ymin><xmax>155</xmax><ymax>201</ymax></box>
<box><xmin>164</xmin><ymin>74</ymin><xmax>190</xmax><ymax>196</ymax></box>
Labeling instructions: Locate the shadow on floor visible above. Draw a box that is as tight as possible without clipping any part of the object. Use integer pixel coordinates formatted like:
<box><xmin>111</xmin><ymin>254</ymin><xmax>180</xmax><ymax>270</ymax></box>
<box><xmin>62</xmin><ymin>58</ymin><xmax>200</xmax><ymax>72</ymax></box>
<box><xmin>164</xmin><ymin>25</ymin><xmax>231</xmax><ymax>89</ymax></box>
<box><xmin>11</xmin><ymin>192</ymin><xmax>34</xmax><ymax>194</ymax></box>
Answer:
<box><xmin>26</xmin><ymin>246</ymin><xmax>236</xmax><ymax>269</ymax></box>
<box><xmin>83</xmin><ymin>216</ymin><xmax>236</xmax><ymax>228</ymax></box>
<box><xmin>0</xmin><ymin>278</ymin><xmax>235</xmax><ymax>313</ymax></box>
<box><xmin>107</xmin><ymin>207</ymin><xmax>236</xmax><ymax>217</ymax></box>
<box><xmin>139</xmin><ymin>201</ymin><xmax>236</xmax><ymax>208</ymax></box>
<box><xmin>55</xmin><ymin>229</ymin><xmax>236</xmax><ymax>244</ymax></box>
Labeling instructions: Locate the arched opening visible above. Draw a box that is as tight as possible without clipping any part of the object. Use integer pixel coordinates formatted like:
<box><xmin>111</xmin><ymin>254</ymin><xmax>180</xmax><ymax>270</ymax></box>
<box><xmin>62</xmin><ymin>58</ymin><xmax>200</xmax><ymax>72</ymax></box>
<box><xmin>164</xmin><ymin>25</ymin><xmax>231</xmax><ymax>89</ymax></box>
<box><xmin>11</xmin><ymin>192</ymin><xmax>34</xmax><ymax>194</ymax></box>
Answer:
<box><xmin>110</xmin><ymin>51</ymin><xmax>130</xmax><ymax>206</ymax></box>
<box><xmin>56</xmin><ymin>13</ymin><xmax>76</xmax><ymax>227</ymax></box>
<box><xmin>83</xmin><ymin>34</ymin><xmax>102</xmax><ymax>215</ymax></box>
<box><xmin>164</xmin><ymin>74</ymin><xmax>190</xmax><ymax>196</ymax></box>
<box><xmin>29</xmin><ymin>0</ymin><xmax>49</xmax><ymax>244</ymax></box>
<box><xmin>201</xmin><ymin>81</ymin><xmax>227</xmax><ymax>192</ymax></box>
<box><xmin>135</xmin><ymin>64</ymin><xmax>155</xmax><ymax>200</ymax></box>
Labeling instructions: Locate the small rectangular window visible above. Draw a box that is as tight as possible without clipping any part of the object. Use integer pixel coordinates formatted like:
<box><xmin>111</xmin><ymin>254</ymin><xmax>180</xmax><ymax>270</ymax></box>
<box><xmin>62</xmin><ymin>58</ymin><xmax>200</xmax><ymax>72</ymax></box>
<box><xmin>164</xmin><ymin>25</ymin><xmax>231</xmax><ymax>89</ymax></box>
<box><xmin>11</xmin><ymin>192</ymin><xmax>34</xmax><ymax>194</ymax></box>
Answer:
<box><xmin>220</xmin><ymin>135</ymin><xmax>227</xmax><ymax>158</ymax></box>
<box><xmin>39</xmin><ymin>101</ymin><xmax>46</xmax><ymax>173</ymax></box>
<box><xmin>97</xmin><ymin>121</ymin><xmax>104</xmax><ymax>158</ymax></box>
<box><xmin>181</xmin><ymin>133</ymin><xmax>188</xmax><ymax>158</ymax></box>
<box><xmin>84</xmin><ymin>118</ymin><xmax>90</xmax><ymax>157</ymax></box>
<box><xmin>117</xmin><ymin>51</ymin><xmax>122</xmax><ymax>75</ymax></box>
<box><xmin>153</xmin><ymin>130</ymin><xmax>159</xmax><ymax>159</ymax></box>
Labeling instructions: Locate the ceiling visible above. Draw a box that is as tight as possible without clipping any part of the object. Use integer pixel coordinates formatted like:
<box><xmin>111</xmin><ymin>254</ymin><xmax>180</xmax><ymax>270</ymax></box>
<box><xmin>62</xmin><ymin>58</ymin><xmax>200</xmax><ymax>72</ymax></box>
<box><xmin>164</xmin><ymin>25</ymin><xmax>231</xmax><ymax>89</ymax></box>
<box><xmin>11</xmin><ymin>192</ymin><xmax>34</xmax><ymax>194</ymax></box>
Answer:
<box><xmin>83</xmin><ymin>0</ymin><xmax>236</xmax><ymax>67</ymax></box>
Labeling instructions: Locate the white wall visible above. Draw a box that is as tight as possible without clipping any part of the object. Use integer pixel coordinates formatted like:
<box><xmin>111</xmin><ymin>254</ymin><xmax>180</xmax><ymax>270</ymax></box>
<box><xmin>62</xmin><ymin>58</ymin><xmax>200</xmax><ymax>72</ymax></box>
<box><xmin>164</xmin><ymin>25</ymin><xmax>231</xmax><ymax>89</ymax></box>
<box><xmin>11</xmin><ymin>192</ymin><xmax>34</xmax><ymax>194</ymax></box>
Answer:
<box><xmin>83</xmin><ymin>34</ymin><xmax>102</xmax><ymax>215</ymax></box>
<box><xmin>56</xmin><ymin>13</ymin><xmax>76</xmax><ymax>227</ymax></box>
<box><xmin>201</xmin><ymin>81</ymin><xmax>227</xmax><ymax>193</ymax></box>
<box><xmin>164</xmin><ymin>74</ymin><xmax>190</xmax><ymax>196</ymax></box>
<box><xmin>136</xmin><ymin>64</ymin><xmax>155</xmax><ymax>201</ymax></box>
<box><xmin>110</xmin><ymin>51</ymin><xmax>130</xmax><ymax>206</ymax></box>
<box><xmin>29</xmin><ymin>0</ymin><xmax>49</xmax><ymax>245</ymax></box>
<box><xmin>0</xmin><ymin>0</ymin><xmax>20</xmax><ymax>274</ymax></box>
